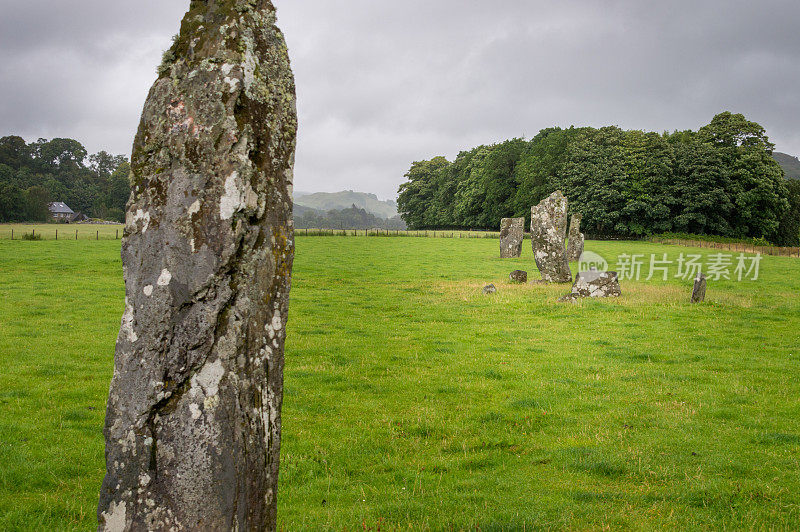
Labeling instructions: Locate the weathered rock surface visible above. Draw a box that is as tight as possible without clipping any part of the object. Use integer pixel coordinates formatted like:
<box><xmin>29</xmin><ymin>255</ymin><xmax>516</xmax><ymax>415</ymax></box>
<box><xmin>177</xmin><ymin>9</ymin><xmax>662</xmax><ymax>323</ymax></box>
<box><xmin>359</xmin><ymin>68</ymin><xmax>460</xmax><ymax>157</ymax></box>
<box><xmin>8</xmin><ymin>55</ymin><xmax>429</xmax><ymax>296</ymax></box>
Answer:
<box><xmin>559</xmin><ymin>271</ymin><xmax>621</xmax><ymax>301</ymax></box>
<box><xmin>531</xmin><ymin>191</ymin><xmax>572</xmax><ymax>283</ymax></box>
<box><xmin>509</xmin><ymin>270</ymin><xmax>528</xmax><ymax>283</ymax></box>
<box><xmin>97</xmin><ymin>1</ymin><xmax>297</xmax><ymax>530</ymax></box>
<box><xmin>691</xmin><ymin>273</ymin><xmax>707</xmax><ymax>303</ymax></box>
<box><xmin>483</xmin><ymin>284</ymin><xmax>497</xmax><ymax>294</ymax></box>
<box><xmin>500</xmin><ymin>217</ymin><xmax>524</xmax><ymax>258</ymax></box>
<box><xmin>566</xmin><ymin>213</ymin><xmax>584</xmax><ymax>262</ymax></box>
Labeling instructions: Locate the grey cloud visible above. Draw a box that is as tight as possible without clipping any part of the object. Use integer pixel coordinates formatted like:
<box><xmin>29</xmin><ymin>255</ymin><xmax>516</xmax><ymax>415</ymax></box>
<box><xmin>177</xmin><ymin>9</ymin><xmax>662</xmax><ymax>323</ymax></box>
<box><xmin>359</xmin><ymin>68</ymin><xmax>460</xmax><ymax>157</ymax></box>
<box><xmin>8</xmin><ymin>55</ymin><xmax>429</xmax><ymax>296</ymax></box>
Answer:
<box><xmin>1</xmin><ymin>0</ymin><xmax>798</xmax><ymax>200</ymax></box>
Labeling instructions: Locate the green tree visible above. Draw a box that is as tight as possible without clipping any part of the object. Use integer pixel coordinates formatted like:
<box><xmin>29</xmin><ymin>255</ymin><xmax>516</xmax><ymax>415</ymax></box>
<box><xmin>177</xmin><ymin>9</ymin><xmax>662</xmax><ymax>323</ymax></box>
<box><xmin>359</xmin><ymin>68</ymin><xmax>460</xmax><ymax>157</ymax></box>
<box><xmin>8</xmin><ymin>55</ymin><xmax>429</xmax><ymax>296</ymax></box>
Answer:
<box><xmin>90</xmin><ymin>151</ymin><xmax>128</xmax><ymax>179</ymax></box>
<box><xmin>699</xmin><ymin>112</ymin><xmax>788</xmax><ymax>239</ymax></box>
<box><xmin>556</xmin><ymin>126</ymin><xmax>628</xmax><ymax>235</ymax></box>
<box><xmin>513</xmin><ymin>128</ymin><xmax>586</xmax><ymax>224</ymax></box>
<box><xmin>478</xmin><ymin>138</ymin><xmax>528</xmax><ymax>228</ymax></box>
<box><xmin>0</xmin><ymin>136</ymin><xmax>30</xmax><ymax>169</ymax></box>
<box><xmin>397</xmin><ymin>157</ymin><xmax>450</xmax><ymax>229</ymax></box>
<box><xmin>108</xmin><ymin>162</ymin><xmax>132</xmax><ymax>214</ymax></box>
<box><xmin>0</xmin><ymin>164</ymin><xmax>25</xmax><ymax>222</ymax></box>
<box><xmin>670</xmin><ymin>138</ymin><xmax>734</xmax><ymax>235</ymax></box>
<box><xmin>775</xmin><ymin>179</ymin><xmax>800</xmax><ymax>246</ymax></box>
<box><xmin>32</xmin><ymin>138</ymin><xmax>88</xmax><ymax>168</ymax></box>
<box><xmin>23</xmin><ymin>185</ymin><xmax>51</xmax><ymax>222</ymax></box>
<box><xmin>395</xmin><ymin>111</ymin><xmax>790</xmax><ymax>240</ymax></box>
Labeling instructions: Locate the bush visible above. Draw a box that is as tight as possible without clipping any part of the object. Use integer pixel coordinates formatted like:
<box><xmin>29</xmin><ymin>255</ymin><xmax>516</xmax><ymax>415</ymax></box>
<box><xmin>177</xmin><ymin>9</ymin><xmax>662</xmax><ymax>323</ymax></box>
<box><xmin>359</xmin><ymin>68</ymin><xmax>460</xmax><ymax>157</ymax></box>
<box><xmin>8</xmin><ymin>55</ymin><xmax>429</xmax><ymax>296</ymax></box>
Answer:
<box><xmin>21</xmin><ymin>232</ymin><xmax>42</xmax><ymax>241</ymax></box>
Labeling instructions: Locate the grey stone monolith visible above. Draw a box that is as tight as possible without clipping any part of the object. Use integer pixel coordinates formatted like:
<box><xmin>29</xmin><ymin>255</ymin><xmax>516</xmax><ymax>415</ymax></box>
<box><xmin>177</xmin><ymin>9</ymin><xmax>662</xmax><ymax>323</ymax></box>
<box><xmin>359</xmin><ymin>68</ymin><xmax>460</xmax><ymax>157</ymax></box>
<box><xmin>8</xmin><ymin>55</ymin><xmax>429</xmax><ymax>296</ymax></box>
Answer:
<box><xmin>509</xmin><ymin>270</ymin><xmax>528</xmax><ymax>283</ymax></box>
<box><xmin>531</xmin><ymin>191</ymin><xmax>572</xmax><ymax>283</ymax></box>
<box><xmin>566</xmin><ymin>213</ymin><xmax>584</xmax><ymax>262</ymax></box>
<box><xmin>500</xmin><ymin>217</ymin><xmax>524</xmax><ymax>258</ymax></box>
<box><xmin>97</xmin><ymin>1</ymin><xmax>297</xmax><ymax>530</ymax></box>
<box><xmin>559</xmin><ymin>270</ymin><xmax>622</xmax><ymax>302</ymax></box>
<box><xmin>691</xmin><ymin>273</ymin><xmax>707</xmax><ymax>303</ymax></box>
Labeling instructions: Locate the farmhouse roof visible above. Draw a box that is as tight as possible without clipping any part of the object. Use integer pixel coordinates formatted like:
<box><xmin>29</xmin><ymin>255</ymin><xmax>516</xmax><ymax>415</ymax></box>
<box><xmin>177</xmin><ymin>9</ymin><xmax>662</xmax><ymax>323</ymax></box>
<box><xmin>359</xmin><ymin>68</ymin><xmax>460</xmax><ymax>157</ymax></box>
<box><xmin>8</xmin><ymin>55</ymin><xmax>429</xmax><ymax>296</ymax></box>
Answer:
<box><xmin>49</xmin><ymin>202</ymin><xmax>75</xmax><ymax>215</ymax></box>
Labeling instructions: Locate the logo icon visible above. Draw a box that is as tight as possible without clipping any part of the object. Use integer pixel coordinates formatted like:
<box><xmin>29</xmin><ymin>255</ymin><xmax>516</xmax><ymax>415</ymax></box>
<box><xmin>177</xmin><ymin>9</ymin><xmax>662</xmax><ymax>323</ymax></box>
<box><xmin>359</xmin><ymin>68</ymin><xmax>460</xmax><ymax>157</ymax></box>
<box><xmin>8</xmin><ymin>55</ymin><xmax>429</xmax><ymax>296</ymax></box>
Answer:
<box><xmin>578</xmin><ymin>251</ymin><xmax>608</xmax><ymax>273</ymax></box>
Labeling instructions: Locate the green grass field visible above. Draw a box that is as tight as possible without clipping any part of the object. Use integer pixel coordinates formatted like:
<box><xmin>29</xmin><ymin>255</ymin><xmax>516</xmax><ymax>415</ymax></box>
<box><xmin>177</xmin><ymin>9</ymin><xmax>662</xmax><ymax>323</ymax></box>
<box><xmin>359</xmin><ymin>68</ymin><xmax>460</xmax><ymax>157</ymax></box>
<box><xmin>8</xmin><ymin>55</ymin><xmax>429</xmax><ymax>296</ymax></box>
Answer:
<box><xmin>1</xmin><ymin>236</ymin><xmax>799</xmax><ymax>530</ymax></box>
<box><xmin>0</xmin><ymin>224</ymin><xmax>124</xmax><ymax>241</ymax></box>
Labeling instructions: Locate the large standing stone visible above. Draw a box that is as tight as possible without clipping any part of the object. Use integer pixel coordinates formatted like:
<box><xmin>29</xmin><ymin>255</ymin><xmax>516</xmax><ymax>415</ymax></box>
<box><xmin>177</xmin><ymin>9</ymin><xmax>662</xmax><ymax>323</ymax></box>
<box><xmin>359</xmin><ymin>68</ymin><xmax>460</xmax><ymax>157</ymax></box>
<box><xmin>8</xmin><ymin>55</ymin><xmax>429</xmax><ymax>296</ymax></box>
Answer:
<box><xmin>559</xmin><ymin>270</ymin><xmax>622</xmax><ymax>302</ymax></box>
<box><xmin>566</xmin><ymin>213</ymin><xmax>584</xmax><ymax>262</ymax></box>
<box><xmin>691</xmin><ymin>273</ymin><xmax>707</xmax><ymax>303</ymax></box>
<box><xmin>97</xmin><ymin>2</ymin><xmax>297</xmax><ymax>530</ymax></box>
<box><xmin>531</xmin><ymin>191</ymin><xmax>572</xmax><ymax>283</ymax></box>
<box><xmin>500</xmin><ymin>217</ymin><xmax>524</xmax><ymax>258</ymax></box>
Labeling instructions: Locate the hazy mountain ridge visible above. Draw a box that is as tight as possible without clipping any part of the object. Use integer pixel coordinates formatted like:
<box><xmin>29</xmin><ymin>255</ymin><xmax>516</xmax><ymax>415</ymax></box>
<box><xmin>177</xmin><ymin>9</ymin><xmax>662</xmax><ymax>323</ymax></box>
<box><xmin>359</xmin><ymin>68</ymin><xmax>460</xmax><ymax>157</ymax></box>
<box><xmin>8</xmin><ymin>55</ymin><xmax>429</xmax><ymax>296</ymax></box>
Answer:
<box><xmin>294</xmin><ymin>190</ymin><xmax>398</xmax><ymax>218</ymax></box>
<box><xmin>293</xmin><ymin>203</ymin><xmax>320</xmax><ymax>217</ymax></box>
<box><xmin>774</xmin><ymin>152</ymin><xmax>800</xmax><ymax>180</ymax></box>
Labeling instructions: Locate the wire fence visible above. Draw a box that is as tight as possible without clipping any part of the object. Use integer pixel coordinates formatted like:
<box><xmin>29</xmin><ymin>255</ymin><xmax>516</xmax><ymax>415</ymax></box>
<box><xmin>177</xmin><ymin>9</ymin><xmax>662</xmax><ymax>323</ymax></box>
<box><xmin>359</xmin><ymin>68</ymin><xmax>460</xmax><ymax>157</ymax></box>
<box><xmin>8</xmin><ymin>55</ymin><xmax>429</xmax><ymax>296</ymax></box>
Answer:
<box><xmin>4</xmin><ymin>225</ymin><xmax>798</xmax><ymax>258</ymax></box>
<box><xmin>1</xmin><ymin>225</ymin><xmax>504</xmax><ymax>241</ymax></box>
<box><xmin>650</xmin><ymin>236</ymin><xmax>800</xmax><ymax>258</ymax></box>
<box><xmin>295</xmin><ymin>228</ymin><xmax>502</xmax><ymax>238</ymax></box>
<box><xmin>3</xmin><ymin>225</ymin><xmax>124</xmax><ymax>241</ymax></box>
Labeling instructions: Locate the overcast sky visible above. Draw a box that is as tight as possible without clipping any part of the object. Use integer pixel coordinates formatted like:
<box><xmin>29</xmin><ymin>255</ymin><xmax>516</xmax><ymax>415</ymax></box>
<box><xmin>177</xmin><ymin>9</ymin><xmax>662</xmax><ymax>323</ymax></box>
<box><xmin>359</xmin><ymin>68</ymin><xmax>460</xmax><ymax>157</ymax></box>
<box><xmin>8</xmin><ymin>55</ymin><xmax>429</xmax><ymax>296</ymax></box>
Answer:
<box><xmin>1</xmin><ymin>0</ymin><xmax>798</xmax><ymax>200</ymax></box>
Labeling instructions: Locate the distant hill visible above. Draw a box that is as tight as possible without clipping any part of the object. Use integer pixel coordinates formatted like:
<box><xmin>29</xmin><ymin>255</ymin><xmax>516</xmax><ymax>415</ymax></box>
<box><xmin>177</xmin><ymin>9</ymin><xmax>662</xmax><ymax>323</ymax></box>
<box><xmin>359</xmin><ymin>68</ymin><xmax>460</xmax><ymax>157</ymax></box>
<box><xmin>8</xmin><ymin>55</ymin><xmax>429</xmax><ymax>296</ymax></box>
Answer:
<box><xmin>293</xmin><ymin>203</ymin><xmax>321</xmax><ymax>217</ymax></box>
<box><xmin>774</xmin><ymin>152</ymin><xmax>800</xmax><ymax>180</ymax></box>
<box><xmin>293</xmin><ymin>204</ymin><xmax>406</xmax><ymax>230</ymax></box>
<box><xmin>294</xmin><ymin>190</ymin><xmax>398</xmax><ymax>218</ymax></box>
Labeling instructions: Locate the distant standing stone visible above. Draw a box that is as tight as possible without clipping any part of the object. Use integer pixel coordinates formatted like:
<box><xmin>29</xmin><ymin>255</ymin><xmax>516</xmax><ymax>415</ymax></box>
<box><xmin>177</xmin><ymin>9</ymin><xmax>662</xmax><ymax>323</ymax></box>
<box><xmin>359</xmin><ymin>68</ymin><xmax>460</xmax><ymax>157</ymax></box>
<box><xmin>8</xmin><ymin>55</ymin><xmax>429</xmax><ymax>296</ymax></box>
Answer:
<box><xmin>559</xmin><ymin>270</ymin><xmax>622</xmax><ymax>301</ymax></box>
<box><xmin>509</xmin><ymin>270</ymin><xmax>528</xmax><ymax>283</ymax></box>
<box><xmin>566</xmin><ymin>213</ymin><xmax>585</xmax><ymax>262</ymax></box>
<box><xmin>483</xmin><ymin>284</ymin><xmax>498</xmax><ymax>294</ymax></box>
<box><xmin>500</xmin><ymin>217</ymin><xmax>524</xmax><ymax>258</ymax></box>
<box><xmin>691</xmin><ymin>273</ymin><xmax>707</xmax><ymax>303</ymax></box>
<box><xmin>531</xmin><ymin>191</ymin><xmax>572</xmax><ymax>283</ymax></box>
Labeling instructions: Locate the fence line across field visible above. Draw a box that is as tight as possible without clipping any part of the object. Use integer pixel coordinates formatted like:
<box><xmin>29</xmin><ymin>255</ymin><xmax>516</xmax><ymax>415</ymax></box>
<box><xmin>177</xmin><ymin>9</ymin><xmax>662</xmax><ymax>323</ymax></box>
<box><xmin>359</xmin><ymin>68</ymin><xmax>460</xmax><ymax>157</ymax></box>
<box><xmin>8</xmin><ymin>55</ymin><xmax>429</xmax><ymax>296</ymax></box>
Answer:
<box><xmin>3</xmin><ymin>226</ymin><xmax>799</xmax><ymax>257</ymax></box>
<box><xmin>295</xmin><ymin>228</ymin><xmax>503</xmax><ymax>239</ymax></box>
<box><xmin>4</xmin><ymin>225</ymin><xmax>124</xmax><ymax>241</ymax></box>
<box><xmin>649</xmin><ymin>237</ymin><xmax>800</xmax><ymax>258</ymax></box>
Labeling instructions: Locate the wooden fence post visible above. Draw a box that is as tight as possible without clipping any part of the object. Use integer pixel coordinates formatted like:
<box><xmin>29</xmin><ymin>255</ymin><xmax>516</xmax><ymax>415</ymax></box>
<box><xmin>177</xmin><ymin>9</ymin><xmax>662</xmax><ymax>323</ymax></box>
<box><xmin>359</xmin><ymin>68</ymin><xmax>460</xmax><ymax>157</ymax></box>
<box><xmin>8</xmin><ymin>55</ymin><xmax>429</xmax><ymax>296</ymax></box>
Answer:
<box><xmin>11</xmin><ymin>229</ymin><xmax>13</xmax><ymax>240</ymax></box>
<box><xmin>56</xmin><ymin>229</ymin><xmax>58</xmax><ymax>241</ymax></box>
<box><xmin>97</xmin><ymin>230</ymin><xmax>99</xmax><ymax>241</ymax></box>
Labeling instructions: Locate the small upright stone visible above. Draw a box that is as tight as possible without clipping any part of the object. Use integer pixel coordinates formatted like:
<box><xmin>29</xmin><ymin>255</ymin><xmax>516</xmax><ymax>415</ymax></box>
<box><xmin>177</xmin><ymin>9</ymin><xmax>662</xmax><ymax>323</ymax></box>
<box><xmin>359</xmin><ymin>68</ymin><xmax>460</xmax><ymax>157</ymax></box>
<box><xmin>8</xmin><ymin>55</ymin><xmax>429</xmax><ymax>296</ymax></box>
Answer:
<box><xmin>97</xmin><ymin>1</ymin><xmax>297</xmax><ymax>530</ymax></box>
<box><xmin>691</xmin><ymin>273</ymin><xmax>707</xmax><ymax>303</ymax></box>
<box><xmin>531</xmin><ymin>191</ymin><xmax>572</xmax><ymax>283</ymax></box>
<box><xmin>559</xmin><ymin>270</ymin><xmax>621</xmax><ymax>302</ymax></box>
<box><xmin>566</xmin><ymin>213</ymin><xmax>584</xmax><ymax>262</ymax></box>
<box><xmin>483</xmin><ymin>284</ymin><xmax>498</xmax><ymax>294</ymax></box>
<box><xmin>500</xmin><ymin>217</ymin><xmax>524</xmax><ymax>258</ymax></box>
<box><xmin>509</xmin><ymin>270</ymin><xmax>528</xmax><ymax>283</ymax></box>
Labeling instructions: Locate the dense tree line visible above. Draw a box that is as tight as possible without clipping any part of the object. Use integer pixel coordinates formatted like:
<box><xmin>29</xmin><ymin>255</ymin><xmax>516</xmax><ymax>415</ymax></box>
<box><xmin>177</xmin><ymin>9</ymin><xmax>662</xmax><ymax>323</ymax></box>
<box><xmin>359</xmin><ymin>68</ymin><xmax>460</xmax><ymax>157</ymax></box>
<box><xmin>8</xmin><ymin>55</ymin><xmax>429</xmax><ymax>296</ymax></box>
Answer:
<box><xmin>0</xmin><ymin>136</ymin><xmax>130</xmax><ymax>222</ymax></box>
<box><xmin>397</xmin><ymin>112</ymin><xmax>799</xmax><ymax>245</ymax></box>
<box><xmin>294</xmin><ymin>204</ymin><xmax>406</xmax><ymax>230</ymax></box>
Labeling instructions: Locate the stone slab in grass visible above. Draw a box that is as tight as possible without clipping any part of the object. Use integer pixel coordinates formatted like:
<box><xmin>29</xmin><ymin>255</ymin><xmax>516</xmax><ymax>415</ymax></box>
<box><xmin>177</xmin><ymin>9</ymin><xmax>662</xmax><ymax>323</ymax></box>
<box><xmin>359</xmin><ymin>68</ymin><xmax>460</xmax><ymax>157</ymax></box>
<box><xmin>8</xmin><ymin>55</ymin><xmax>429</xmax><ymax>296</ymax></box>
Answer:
<box><xmin>559</xmin><ymin>270</ymin><xmax>621</xmax><ymax>302</ymax></box>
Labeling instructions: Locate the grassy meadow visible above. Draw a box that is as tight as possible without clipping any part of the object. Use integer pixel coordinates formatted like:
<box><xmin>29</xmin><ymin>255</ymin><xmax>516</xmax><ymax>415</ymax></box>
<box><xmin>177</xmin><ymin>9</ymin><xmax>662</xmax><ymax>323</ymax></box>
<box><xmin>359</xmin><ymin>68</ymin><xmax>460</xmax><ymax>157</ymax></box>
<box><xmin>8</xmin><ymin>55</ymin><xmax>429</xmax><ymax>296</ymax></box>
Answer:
<box><xmin>1</xmin><ymin>233</ymin><xmax>799</xmax><ymax>529</ymax></box>
<box><xmin>0</xmin><ymin>224</ymin><xmax>124</xmax><ymax>241</ymax></box>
